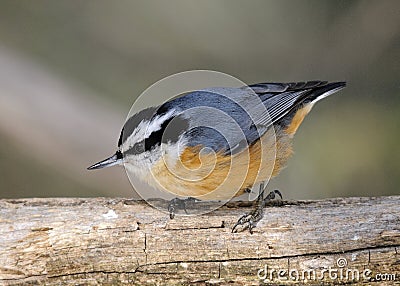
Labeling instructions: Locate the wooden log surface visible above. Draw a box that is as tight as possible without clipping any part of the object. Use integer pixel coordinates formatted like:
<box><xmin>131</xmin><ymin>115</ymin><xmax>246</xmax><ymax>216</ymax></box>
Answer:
<box><xmin>0</xmin><ymin>196</ymin><xmax>399</xmax><ymax>285</ymax></box>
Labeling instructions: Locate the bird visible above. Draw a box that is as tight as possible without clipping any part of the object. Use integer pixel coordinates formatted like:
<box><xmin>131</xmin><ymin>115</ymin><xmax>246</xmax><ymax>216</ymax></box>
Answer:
<box><xmin>88</xmin><ymin>80</ymin><xmax>346</xmax><ymax>232</ymax></box>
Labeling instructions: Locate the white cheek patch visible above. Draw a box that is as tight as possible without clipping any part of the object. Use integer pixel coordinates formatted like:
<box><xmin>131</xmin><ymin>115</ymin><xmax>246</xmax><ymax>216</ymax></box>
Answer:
<box><xmin>123</xmin><ymin>145</ymin><xmax>164</xmax><ymax>187</ymax></box>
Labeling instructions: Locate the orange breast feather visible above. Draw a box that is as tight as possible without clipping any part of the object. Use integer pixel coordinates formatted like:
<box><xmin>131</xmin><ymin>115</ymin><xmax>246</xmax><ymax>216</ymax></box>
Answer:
<box><xmin>151</xmin><ymin>128</ymin><xmax>292</xmax><ymax>200</ymax></box>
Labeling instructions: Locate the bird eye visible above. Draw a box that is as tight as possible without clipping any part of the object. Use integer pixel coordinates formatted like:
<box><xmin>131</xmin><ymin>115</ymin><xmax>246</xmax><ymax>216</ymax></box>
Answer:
<box><xmin>134</xmin><ymin>142</ymin><xmax>145</xmax><ymax>153</ymax></box>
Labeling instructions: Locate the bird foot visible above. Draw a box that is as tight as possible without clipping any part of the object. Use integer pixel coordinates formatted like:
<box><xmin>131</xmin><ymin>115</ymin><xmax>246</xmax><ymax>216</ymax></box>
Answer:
<box><xmin>167</xmin><ymin>197</ymin><xmax>198</xmax><ymax>219</ymax></box>
<box><xmin>232</xmin><ymin>189</ymin><xmax>282</xmax><ymax>234</ymax></box>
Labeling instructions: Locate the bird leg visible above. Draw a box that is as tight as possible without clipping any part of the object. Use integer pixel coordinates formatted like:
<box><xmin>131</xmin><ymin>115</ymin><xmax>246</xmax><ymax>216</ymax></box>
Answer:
<box><xmin>167</xmin><ymin>197</ymin><xmax>198</xmax><ymax>219</ymax></box>
<box><xmin>232</xmin><ymin>184</ymin><xmax>282</xmax><ymax>234</ymax></box>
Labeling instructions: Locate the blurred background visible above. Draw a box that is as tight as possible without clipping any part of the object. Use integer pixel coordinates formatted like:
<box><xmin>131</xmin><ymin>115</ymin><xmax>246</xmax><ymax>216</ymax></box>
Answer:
<box><xmin>0</xmin><ymin>0</ymin><xmax>399</xmax><ymax>200</ymax></box>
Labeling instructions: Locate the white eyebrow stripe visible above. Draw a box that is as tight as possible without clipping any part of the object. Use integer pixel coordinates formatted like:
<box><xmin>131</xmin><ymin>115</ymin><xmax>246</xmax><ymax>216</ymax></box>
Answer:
<box><xmin>144</xmin><ymin>109</ymin><xmax>175</xmax><ymax>138</ymax></box>
<box><xmin>121</xmin><ymin>109</ymin><xmax>176</xmax><ymax>152</ymax></box>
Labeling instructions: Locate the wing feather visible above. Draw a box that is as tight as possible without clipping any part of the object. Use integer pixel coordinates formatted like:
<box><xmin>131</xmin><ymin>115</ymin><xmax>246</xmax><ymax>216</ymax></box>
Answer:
<box><xmin>156</xmin><ymin>81</ymin><xmax>345</xmax><ymax>154</ymax></box>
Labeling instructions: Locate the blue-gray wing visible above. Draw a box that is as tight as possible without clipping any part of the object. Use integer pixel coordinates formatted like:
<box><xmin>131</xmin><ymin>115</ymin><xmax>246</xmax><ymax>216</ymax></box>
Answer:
<box><xmin>158</xmin><ymin>88</ymin><xmax>264</xmax><ymax>155</ymax></box>
<box><xmin>158</xmin><ymin>81</ymin><xmax>345</xmax><ymax>154</ymax></box>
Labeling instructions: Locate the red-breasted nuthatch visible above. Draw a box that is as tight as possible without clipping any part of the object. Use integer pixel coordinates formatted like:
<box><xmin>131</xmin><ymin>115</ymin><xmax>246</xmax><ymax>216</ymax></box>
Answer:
<box><xmin>88</xmin><ymin>80</ymin><xmax>346</xmax><ymax>232</ymax></box>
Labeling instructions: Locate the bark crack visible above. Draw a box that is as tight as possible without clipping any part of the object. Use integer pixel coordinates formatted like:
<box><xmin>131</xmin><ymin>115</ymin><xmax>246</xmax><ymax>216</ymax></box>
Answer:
<box><xmin>165</xmin><ymin>224</ymin><xmax>225</xmax><ymax>231</ymax></box>
<box><xmin>137</xmin><ymin>244</ymin><xmax>400</xmax><ymax>269</ymax></box>
<box><xmin>144</xmin><ymin>232</ymin><xmax>148</xmax><ymax>265</ymax></box>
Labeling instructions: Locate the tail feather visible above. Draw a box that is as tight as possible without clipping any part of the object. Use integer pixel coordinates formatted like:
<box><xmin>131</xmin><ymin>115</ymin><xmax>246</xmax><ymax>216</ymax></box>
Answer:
<box><xmin>302</xmin><ymin>81</ymin><xmax>346</xmax><ymax>104</ymax></box>
<box><xmin>247</xmin><ymin>80</ymin><xmax>346</xmax><ymax>129</ymax></box>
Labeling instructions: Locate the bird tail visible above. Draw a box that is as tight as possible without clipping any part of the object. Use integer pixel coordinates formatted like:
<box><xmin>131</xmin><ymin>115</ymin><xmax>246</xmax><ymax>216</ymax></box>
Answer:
<box><xmin>302</xmin><ymin>81</ymin><xmax>346</xmax><ymax>105</ymax></box>
<box><xmin>247</xmin><ymin>81</ymin><xmax>346</xmax><ymax>126</ymax></box>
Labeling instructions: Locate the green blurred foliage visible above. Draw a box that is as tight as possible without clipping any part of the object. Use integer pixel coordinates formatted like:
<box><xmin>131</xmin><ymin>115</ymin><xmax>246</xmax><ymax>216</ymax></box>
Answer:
<box><xmin>0</xmin><ymin>0</ymin><xmax>399</xmax><ymax>199</ymax></box>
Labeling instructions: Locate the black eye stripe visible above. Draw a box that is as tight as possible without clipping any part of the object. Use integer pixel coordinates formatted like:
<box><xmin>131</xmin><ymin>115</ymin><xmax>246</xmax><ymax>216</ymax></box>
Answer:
<box><xmin>144</xmin><ymin>115</ymin><xmax>189</xmax><ymax>152</ymax></box>
<box><xmin>126</xmin><ymin>140</ymin><xmax>146</xmax><ymax>155</ymax></box>
<box><xmin>124</xmin><ymin>115</ymin><xmax>189</xmax><ymax>156</ymax></box>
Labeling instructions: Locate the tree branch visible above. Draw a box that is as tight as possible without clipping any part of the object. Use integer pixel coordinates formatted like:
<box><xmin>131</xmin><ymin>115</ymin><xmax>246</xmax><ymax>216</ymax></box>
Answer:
<box><xmin>0</xmin><ymin>196</ymin><xmax>399</xmax><ymax>285</ymax></box>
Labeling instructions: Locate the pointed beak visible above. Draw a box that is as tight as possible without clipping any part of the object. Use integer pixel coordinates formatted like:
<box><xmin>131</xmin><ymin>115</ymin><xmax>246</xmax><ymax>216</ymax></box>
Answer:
<box><xmin>87</xmin><ymin>153</ymin><xmax>122</xmax><ymax>170</ymax></box>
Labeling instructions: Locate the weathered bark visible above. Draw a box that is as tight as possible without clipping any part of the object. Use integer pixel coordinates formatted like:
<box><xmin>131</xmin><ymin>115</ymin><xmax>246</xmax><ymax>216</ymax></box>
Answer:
<box><xmin>0</xmin><ymin>196</ymin><xmax>399</xmax><ymax>285</ymax></box>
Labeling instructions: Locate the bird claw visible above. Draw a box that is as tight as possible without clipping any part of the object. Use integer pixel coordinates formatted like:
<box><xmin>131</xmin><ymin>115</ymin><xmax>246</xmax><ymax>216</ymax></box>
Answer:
<box><xmin>265</xmin><ymin>189</ymin><xmax>282</xmax><ymax>201</ymax></box>
<box><xmin>232</xmin><ymin>189</ymin><xmax>283</xmax><ymax>233</ymax></box>
<box><xmin>168</xmin><ymin>197</ymin><xmax>197</xmax><ymax>219</ymax></box>
<box><xmin>232</xmin><ymin>212</ymin><xmax>258</xmax><ymax>234</ymax></box>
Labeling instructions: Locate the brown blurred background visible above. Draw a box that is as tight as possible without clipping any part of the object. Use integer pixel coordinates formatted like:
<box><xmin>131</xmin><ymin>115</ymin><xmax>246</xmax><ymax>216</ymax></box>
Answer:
<box><xmin>0</xmin><ymin>0</ymin><xmax>399</xmax><ymax>200</ymax></box>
